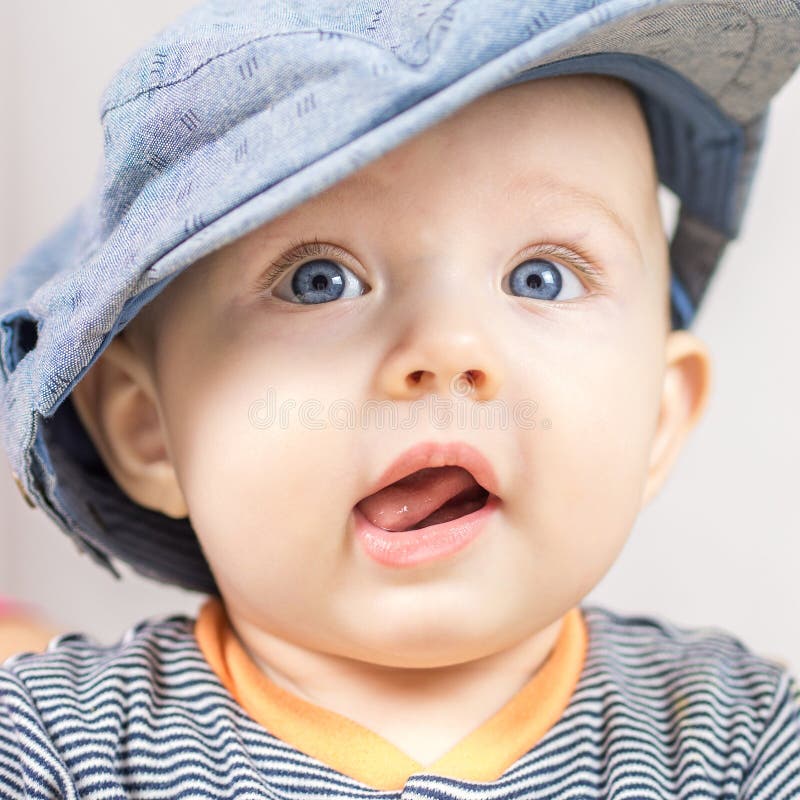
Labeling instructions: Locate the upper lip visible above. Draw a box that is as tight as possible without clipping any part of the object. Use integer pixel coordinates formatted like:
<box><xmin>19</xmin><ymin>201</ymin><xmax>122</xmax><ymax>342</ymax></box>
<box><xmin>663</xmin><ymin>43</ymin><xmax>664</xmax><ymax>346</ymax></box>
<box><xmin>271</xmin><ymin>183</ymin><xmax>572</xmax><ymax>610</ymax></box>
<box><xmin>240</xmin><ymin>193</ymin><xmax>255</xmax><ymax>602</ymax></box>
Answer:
<box><xmin>361</xmin><ymin>440</ymin><xmax>502</xmax><ymax>501</ymax></box>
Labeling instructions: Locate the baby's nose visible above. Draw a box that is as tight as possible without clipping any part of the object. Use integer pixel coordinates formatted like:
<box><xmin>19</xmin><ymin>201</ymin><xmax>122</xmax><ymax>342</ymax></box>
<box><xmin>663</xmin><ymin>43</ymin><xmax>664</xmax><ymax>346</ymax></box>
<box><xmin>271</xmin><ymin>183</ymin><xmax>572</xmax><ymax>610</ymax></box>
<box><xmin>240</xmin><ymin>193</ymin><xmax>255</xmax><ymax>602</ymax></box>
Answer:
<box><xmin>374</xmin><ymin>309</ymin><xmax>504</xmax><ymax>402</ymax></box>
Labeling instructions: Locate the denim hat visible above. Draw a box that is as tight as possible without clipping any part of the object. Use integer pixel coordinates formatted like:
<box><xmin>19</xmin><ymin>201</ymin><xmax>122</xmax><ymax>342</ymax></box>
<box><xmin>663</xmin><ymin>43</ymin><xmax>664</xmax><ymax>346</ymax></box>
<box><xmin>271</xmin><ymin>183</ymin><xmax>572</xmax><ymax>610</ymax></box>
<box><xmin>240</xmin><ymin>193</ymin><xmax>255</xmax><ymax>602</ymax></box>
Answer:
<box><xmin>2</xmin><ymin>0</ymin><xmax>799</xmax><ymax>593</ymax></box>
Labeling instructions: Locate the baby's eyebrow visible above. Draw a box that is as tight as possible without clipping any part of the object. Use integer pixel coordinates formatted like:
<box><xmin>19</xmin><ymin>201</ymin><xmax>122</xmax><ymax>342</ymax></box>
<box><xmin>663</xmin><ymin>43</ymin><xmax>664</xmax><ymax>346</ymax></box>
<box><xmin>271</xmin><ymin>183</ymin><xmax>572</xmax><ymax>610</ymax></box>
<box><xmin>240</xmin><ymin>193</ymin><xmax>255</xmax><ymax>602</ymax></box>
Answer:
<box><xmin>502</xmin><ymin>173</ymin><xmax>642</xmax><ymax>256</ymax></box>
<box><xmin>337</xmin><ymin>169</ymin><xmax>641</xmax><ymax>258</ymax></box>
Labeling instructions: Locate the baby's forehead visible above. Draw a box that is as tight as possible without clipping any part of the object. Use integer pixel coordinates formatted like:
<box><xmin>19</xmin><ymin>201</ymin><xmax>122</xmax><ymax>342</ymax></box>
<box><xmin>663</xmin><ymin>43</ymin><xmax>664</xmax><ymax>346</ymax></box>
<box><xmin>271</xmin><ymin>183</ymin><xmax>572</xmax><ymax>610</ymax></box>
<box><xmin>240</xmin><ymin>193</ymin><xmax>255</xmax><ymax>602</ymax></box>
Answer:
<box><xmin>323</xmin><ymin>76</ymin><xmax>654</xmax><ymax>198</ymax></box>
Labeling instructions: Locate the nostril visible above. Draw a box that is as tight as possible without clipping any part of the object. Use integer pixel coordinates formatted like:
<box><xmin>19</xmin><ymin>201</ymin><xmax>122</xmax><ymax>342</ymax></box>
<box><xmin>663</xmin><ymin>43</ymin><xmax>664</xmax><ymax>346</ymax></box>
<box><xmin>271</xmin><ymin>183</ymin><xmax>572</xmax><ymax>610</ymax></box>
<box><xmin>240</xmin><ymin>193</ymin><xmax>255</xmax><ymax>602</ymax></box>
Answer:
<box><xmin>451</xmin><ymin>369</ymin><xmax>481</xmax><ymax>395</ymax></box>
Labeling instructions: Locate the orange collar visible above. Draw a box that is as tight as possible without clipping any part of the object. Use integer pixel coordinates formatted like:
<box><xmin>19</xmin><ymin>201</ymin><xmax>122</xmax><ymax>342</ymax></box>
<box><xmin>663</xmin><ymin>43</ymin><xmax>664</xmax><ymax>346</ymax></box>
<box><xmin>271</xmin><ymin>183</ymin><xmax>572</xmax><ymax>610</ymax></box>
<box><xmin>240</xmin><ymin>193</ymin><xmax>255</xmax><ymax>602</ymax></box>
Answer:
<box><xmin>195</xmin><ymin>598</ymin><xmax>587</xmax><ymax>791</ymax></box>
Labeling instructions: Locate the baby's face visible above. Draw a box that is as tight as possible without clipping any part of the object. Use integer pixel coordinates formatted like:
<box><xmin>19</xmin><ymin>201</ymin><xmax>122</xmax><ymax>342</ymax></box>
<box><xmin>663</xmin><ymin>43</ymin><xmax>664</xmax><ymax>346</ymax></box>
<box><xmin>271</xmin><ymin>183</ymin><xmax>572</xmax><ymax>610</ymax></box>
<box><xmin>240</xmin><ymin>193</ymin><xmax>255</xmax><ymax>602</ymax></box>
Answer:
<box><xmin>120</xmin><ymin>75</ymin><xmax>681</xmax><ymax>666</ymax></box>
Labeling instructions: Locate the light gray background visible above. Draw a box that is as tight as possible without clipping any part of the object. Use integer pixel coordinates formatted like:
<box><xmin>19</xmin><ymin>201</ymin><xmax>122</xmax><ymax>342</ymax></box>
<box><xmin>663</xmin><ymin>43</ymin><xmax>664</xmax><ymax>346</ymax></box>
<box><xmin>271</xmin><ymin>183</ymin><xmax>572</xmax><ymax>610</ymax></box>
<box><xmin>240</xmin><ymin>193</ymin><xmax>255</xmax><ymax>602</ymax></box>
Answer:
<box><xmin>1</xmin><ymin>3</ymin><xmax>798</xmax><ymax>672</ymax></box>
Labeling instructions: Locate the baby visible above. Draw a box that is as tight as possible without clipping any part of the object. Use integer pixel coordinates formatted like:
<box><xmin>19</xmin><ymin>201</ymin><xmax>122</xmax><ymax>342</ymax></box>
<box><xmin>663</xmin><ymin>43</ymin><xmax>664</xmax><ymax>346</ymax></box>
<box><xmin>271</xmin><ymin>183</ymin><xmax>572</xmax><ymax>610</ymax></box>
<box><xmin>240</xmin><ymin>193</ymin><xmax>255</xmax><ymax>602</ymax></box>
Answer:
<box><xmin>73</xmin><ymin>72</ymin><xmax>687</xmax><ymax>765</ymax></box>
<box><xmin>1</xmin><ymin>1</ymin><xmax>799</xmax><ymax>797</ymax></box>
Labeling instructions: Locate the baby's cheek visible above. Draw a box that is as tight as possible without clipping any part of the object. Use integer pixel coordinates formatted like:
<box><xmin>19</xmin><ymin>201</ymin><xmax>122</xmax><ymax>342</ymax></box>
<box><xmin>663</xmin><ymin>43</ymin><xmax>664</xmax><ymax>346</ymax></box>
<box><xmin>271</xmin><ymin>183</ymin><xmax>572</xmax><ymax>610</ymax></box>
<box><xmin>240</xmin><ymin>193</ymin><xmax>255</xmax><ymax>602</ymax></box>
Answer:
<box><xmin>530</xmin><ymin>352</ymin><xmax>655</xmax><ymax>556</ymax></box>
<box><xmin>180</xmin><ymin>392</ymin><xmax>353</xmax><ymax>579</ymax></box>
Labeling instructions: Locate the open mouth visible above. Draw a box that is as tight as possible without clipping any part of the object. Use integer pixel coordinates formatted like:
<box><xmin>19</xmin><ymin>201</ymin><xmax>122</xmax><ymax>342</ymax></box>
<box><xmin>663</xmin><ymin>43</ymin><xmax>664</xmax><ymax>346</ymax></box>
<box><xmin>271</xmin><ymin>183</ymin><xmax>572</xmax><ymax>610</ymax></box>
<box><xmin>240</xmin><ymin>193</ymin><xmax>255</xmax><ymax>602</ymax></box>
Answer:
<box><xmin>355</xmin><ymin>465</ymin><xmax>490</xmax><ymax>532</ymax></box>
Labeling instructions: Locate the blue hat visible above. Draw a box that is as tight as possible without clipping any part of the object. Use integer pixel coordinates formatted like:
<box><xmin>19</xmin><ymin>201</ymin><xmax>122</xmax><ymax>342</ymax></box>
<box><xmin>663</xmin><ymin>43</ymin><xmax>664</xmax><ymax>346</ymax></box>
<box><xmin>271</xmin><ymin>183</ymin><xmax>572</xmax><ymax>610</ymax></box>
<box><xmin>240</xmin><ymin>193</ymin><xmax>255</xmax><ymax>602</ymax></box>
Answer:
<box><xmin>2</xmin><ymin>0</ymin><xmax>799</xmax><ymax>592</ymax></box>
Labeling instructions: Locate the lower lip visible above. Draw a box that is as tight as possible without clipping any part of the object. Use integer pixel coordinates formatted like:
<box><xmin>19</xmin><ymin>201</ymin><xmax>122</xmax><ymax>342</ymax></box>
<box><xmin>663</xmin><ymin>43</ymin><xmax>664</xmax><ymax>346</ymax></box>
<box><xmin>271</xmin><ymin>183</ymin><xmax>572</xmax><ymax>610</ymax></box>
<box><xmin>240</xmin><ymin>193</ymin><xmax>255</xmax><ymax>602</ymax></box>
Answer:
<box><xmin>353</xmin><ymin>494</ymin><xmax>501</xmax><ymax>568</ymax></box>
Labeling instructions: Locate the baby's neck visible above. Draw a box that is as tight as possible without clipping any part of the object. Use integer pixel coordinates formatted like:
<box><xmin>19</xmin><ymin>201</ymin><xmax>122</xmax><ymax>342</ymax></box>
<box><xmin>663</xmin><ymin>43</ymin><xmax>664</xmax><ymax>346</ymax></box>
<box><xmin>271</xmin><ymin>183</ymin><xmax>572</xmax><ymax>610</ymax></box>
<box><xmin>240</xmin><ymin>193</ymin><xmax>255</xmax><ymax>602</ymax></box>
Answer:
<box><xmin>234</xmin><ymin>614</ymin><xmax>565</xmax><ymax>765</ymax></box>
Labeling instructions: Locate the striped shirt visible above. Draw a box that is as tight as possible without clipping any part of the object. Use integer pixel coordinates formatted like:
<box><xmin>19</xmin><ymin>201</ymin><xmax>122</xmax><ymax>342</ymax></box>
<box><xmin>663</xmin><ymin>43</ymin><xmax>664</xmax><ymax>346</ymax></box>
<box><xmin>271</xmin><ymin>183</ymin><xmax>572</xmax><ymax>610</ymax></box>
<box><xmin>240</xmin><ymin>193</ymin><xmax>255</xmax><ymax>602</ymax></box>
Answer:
<box><xmin>1</xmin><ymin>601</ymin><xmax>799</xmax><ymax>799</ymax></box>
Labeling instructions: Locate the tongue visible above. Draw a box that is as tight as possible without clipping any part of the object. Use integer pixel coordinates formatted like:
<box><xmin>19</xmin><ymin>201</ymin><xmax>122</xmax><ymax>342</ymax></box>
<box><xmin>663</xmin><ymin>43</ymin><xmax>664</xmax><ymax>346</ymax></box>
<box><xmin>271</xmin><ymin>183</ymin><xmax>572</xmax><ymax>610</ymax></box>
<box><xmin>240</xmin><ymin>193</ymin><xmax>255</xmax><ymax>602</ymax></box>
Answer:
<box><xmin>356</xmin><ymin>466</ymin><xmax>487</xmax><ymax>532</ymax></box>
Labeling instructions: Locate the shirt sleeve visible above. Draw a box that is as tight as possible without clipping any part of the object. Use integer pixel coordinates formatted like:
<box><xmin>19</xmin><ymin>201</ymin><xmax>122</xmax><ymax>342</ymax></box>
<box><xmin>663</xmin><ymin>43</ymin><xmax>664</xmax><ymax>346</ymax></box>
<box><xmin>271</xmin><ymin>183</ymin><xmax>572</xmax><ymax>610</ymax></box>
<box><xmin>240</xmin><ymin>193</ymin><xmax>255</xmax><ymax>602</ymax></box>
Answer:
<box><xmin>0</xmin><ymin>666</ymin><xmax>74</xmax><ymax>799</ymax></box>
<box><xmin>739</xmin><ymin>668</ymin><xmax>800</xmax><ymax>799</ymax></box>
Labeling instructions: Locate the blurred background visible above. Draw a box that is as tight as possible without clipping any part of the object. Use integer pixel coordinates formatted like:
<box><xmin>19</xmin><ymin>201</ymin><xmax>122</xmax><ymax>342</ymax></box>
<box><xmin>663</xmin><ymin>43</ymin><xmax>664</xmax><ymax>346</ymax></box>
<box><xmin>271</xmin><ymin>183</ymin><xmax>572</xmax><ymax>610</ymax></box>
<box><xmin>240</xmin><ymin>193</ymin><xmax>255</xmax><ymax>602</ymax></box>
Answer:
<box><xmin>1</xmin><ymin>2</ymin><xmax>799</xmax><ymax>671</ymax></box>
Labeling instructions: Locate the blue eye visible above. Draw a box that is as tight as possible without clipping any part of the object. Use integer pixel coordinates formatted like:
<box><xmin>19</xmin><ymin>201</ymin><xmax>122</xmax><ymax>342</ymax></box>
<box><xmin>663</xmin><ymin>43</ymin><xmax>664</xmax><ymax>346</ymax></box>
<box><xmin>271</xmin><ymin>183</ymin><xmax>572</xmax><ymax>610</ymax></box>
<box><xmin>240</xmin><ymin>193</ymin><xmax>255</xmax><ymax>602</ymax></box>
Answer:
<box><xmin>273</xmin><ymin>258</ymin><xmax>368</xmax><ymax>304</ymax></box>
<box><xmin>262</xmin><ymin>240</ymin><xmax>599</xmax><ymax>305</ymax></box>
<box><xmin>503</xmin><ymin>257</ymin><xmax>587</xmax><ymax>302</ymax></box>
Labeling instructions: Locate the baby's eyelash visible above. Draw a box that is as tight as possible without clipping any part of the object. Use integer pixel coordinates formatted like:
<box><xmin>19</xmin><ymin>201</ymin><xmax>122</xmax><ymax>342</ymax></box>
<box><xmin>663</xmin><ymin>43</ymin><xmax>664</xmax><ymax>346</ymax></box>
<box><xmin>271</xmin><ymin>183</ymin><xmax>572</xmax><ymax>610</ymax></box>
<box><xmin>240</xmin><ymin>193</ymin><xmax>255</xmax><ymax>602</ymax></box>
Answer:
<box><xmin>256</xmin><ymin>237</ymin><xmax>356</xmax><ymax>293</ymax></box>
<box><xmin>255</xmin><ymin>237</ymin><xmax>610</xmax><ymax>293</ymax></box>
<box><xmin>519</xmin><ymin>242</ymin><xmax>611</xmax><ymax>290</ymax></box>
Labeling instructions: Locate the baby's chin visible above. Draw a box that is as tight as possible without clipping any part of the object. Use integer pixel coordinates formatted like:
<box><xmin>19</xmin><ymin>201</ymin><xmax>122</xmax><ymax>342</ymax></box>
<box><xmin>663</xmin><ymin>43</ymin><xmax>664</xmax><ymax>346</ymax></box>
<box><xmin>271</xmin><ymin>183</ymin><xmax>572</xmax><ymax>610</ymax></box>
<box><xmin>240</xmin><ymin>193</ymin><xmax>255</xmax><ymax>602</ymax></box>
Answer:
<box><xmin>337</xmin><ymin>639</ymin><xmax>511</xmax><ymax>671</ymax></box>
<box><xmin>318</xmin><ymin>604</ymin><xmax>534</xmax><ymax>670</ymax></box>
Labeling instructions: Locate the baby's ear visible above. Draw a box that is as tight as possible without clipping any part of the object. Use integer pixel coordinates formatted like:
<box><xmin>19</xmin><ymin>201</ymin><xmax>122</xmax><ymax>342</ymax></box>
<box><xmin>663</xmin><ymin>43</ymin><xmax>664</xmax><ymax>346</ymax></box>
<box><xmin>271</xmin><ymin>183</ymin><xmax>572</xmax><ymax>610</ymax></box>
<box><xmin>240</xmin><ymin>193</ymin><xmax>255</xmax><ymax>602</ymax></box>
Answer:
<box><xmin>640</xmin><ymin>329</ymin><xmax>713</xmax><ymax>509</ymax></box>
<box><xmin>70</xmin><ymin>332</ymin><xmax>189</xmax><ymax>519</ymax></box>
